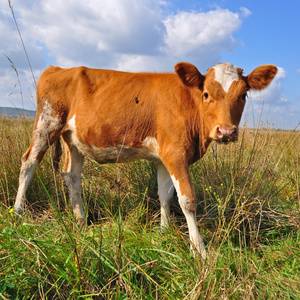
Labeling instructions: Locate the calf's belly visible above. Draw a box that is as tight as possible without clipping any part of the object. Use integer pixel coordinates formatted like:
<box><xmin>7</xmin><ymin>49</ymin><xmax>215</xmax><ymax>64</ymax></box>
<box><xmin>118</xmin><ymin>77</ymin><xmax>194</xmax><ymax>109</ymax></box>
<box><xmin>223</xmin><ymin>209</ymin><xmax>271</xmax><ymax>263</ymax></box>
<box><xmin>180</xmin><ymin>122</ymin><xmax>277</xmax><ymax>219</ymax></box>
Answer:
<box><xmin>66</xmin><ymin>131</ymin><xmax>161</xmax><ymax>164</ymax></box>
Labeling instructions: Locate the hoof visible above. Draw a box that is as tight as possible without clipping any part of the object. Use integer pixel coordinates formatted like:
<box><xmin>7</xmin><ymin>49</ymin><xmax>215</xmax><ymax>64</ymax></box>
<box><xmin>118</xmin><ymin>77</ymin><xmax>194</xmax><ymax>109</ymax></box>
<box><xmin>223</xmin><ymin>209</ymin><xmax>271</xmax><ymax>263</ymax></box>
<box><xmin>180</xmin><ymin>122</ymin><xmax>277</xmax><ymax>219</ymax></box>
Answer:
<box><xmin>77</xmin><ymin>218</ymin><xmax>85</xmax><ymax>229</ymax></box>
<box><xmin>200</xmin><ymin>249</ymin><xmax>207</xmax><ymax>261</ymax></box>
<box><xmin>11</xmin><ymin>207</ymin><xmax>23</xmax><ymax>216</ymax></box>
<box><xmin>191</xmin><ymin>243</ymin><xmax>207</xmax><ymax>261</ymax></box>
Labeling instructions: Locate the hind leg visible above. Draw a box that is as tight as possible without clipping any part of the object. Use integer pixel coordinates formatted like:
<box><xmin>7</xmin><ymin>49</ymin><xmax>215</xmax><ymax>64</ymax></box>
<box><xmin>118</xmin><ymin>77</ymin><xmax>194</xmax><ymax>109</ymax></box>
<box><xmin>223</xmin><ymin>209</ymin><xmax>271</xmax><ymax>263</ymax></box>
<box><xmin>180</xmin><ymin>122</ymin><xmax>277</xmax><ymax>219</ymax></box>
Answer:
<box><xmin>14</xmin><ymin>147</ymin><xmax>40</xmax><ymax>214</ymax></box>
<box><xmin>62</xmin><ymin>140</ymin><xmax>85</xmax><ymax>227</ymax></box>
<box><xmin>14</xmin><ymin>101</ymin><xmax>62</xmax><ymax>214</ymax></box>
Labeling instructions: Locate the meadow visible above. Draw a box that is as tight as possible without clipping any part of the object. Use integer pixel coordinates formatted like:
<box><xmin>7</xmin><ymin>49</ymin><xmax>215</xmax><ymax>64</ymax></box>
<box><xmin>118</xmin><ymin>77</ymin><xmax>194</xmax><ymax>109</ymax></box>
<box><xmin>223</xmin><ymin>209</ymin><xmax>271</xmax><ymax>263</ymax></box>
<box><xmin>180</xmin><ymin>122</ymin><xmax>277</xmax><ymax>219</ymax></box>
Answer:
<box><xmin>0</xmin><ymin>117</ymin><xmax>299</xmax><ymax>299</ymax></box>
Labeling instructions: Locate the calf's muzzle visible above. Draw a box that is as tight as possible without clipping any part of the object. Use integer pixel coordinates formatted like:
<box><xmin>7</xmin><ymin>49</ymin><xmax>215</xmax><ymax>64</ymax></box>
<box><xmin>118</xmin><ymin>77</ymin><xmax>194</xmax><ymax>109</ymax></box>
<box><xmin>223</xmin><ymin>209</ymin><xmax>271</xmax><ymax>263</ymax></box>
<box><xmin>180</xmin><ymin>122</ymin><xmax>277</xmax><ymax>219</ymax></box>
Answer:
<box><xmin>215</xmin><ymin>125</ymin><xmax>238</xmax><ymax>143</ymax></box>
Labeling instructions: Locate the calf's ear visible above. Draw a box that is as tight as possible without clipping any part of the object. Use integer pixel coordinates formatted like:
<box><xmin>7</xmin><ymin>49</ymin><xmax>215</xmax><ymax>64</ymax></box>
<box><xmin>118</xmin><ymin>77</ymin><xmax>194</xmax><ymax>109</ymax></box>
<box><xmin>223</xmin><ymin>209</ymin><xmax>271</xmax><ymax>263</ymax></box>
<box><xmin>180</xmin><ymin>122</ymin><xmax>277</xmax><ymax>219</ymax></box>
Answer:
<box><xmin>175</xmin><ymin>62</ymin><xmax>205</xmax><ymax>87</ymax></box>
<box><xmin>247</xmin><ymin>65</ymin><xmax>278</xmax><ymax>90</ymax></box>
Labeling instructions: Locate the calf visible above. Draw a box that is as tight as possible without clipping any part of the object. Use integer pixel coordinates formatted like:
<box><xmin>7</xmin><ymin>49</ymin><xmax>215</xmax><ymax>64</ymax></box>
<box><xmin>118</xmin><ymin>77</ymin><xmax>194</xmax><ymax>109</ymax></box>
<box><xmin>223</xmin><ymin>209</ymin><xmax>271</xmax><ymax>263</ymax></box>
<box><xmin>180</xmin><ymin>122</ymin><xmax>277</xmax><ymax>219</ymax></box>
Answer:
<box><xmin>13</xmin><ymin>62</ymin><xmax>277</xmax><ymax>259</ymax></box>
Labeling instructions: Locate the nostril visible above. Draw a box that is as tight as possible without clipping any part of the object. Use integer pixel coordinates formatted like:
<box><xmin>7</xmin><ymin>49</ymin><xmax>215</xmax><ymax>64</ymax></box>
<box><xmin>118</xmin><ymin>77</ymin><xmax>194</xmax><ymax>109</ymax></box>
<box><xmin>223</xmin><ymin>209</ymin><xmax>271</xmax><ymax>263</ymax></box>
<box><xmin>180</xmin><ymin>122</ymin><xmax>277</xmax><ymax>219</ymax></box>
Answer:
<box><xmin>216</xmin><ymin>126</ymin><xmax>223</xmax><ymax>138</ymax></box>
<box><xmin>215</xmin><ymin>125</ymin><xmax>238</xmax><ymax>142</ymax></box>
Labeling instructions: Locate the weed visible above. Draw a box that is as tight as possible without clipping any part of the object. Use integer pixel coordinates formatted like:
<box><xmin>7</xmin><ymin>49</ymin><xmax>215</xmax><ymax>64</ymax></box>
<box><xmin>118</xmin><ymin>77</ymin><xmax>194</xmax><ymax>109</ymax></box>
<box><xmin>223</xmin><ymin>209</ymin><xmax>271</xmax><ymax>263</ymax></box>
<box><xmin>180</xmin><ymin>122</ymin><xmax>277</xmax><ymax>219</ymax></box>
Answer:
<box><xmin>1</xmin><ymin>3</ymin><xmax>299</xmax><ymax>296</ymax></box>
<box><xmin>0</xmin><ymin>118</ymin><xmax>299</xmax><ymax>299</ymax></box>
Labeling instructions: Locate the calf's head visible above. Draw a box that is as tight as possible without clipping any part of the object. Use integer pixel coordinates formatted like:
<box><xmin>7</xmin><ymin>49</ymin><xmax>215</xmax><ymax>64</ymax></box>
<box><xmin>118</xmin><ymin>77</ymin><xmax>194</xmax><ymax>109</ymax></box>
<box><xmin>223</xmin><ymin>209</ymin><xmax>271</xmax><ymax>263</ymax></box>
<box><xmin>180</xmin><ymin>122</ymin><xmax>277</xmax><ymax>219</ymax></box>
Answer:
<box><xmin>175</xmin><ymin>62</ymin><xmax>278</xmax><ymax>143</ymax></box>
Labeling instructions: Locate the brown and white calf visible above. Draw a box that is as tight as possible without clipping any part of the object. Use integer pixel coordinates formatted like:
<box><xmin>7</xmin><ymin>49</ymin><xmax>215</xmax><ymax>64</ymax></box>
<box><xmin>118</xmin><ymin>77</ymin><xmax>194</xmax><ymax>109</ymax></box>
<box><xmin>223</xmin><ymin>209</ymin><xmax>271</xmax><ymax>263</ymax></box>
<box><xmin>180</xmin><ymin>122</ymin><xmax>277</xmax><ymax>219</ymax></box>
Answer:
<box><xmin>14</xmin><ymin>62</ymin><xmax>277</xmax><ymax>259</ymax></box>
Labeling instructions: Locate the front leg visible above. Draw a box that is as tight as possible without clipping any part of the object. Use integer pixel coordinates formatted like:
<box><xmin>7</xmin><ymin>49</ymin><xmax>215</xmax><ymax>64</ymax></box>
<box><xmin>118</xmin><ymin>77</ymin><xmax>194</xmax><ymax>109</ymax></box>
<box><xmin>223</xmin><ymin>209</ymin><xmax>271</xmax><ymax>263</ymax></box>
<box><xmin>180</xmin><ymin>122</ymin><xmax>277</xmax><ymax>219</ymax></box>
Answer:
<box><xmin>163</xmin><ymin>160</ymin><xmax>206</xmax><ymax>260</ymax></box>
<box><xmin>61</xmin><ymin>141</ymin><xmax>85</xmax><ymax>228</ymax></box>
<box><xmin>157</xmin><ymin>163</ymin><xmax>175</xmax><ymax>227</ymax></box>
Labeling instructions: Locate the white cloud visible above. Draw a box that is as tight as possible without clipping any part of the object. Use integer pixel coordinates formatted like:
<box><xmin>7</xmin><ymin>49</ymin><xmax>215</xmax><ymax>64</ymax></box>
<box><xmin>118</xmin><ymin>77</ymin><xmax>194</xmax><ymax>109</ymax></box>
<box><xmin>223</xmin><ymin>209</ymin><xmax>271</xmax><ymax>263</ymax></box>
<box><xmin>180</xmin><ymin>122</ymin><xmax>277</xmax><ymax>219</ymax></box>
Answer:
<box><xmin>244</xmin><ymin>67</ymin><xmax>300</xmax><ymax>129</ymax></box>
<box><xmin>0</xmin><ymin>0</ymin><xmax>166</xmax><ymax>109</ymax></box>
<box><xmin>245</xmin><ymin>103</ymin><xmax>299</xmax><ymax>130</ymax></box>
<box><xmin>163</xmin><ymin>8</ymin><xmax>244</xmax><ymax>69</ymax></box>
<box><xmin>116</xmin><ymin>54</ymin><xmax>173</xmax><ymax>72</ymax></box>
<box><xmin>0</xmin><ymin>68</ymin><xmax>25</xmax><ymax>108</ymax></box>
<box><xmin>3</xmin><ymin>1</ymin><xmax>250</xmax><ymax>71</ymax></box>
<box><xmin>240</xmin><ymin>7</ymin><xmax>252</xmax><ymax>18</ymax></box>
<box><xmin>278</xmin><ymin>97</ymin><xmax>288</xmax><ymax>103</ymax></box>
<box><xmin>13</xmin><ymin>0</ymin><xmax>165</xmax><ymax>68</ymax></box>
<box><xmin>0</xmin><ymin>1</ymin><xmax>271</xmax><ymax>115</ymax></box>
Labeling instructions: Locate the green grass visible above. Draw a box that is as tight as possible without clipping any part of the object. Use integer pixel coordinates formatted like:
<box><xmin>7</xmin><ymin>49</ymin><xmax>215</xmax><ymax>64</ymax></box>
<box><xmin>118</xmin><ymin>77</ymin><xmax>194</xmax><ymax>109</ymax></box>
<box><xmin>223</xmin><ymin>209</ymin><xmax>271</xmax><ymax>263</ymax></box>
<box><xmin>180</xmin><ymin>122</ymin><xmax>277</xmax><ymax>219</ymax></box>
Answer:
<box><xmin>0</xmin><ymin>118</ymin><xmax>299</xmax><ymax>299</ymax></box>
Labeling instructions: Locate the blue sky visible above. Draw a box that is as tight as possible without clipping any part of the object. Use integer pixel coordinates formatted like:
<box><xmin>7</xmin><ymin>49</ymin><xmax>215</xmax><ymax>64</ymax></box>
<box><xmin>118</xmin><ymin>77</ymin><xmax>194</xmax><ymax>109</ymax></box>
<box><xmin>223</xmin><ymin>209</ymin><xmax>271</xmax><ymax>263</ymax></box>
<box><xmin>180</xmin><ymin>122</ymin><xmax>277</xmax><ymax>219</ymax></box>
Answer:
<box><xmin>0</xmin><ymin>0</ymin><xmax>299</xmax><ymax>129</ymax></box>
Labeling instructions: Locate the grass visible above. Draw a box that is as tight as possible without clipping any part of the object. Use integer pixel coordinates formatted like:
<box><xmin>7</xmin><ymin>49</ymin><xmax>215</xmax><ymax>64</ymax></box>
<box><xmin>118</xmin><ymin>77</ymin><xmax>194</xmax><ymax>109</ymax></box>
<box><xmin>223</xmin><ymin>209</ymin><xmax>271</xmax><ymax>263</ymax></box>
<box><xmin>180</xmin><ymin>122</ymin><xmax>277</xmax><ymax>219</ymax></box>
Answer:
<box><xmin>0</xmin><ymin>117</ymin><xmax>299</xmax><ymax>299</ymax></box>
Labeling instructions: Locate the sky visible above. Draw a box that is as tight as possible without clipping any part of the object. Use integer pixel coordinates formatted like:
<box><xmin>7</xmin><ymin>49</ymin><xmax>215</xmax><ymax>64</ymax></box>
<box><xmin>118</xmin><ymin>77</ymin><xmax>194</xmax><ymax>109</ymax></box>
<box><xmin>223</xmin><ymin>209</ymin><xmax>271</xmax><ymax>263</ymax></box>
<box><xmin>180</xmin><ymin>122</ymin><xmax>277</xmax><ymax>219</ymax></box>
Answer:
<box><xmin>0</xmin><ymin>0</ymin><xmax>299</xmax><ymax>129</ymax></box>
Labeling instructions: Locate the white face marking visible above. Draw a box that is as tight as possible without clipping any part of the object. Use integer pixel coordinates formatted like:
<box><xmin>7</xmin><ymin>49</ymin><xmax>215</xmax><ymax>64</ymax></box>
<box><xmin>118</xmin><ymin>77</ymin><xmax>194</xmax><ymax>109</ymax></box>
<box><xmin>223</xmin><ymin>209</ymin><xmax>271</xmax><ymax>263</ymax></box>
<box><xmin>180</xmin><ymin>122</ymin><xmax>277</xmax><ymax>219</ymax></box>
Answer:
<box><xmin>213</xmin><ymin>63</ymin><xmax>239</xmax><ymax>93</ymax></box>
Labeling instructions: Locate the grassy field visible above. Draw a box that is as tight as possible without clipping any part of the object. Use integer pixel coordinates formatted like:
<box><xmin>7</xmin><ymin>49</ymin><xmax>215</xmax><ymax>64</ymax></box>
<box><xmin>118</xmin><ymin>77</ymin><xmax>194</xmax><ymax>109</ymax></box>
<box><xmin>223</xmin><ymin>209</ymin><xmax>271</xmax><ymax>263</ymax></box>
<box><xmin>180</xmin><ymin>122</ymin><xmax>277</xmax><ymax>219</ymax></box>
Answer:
<box><xmin>0</xmin><ymin>117</ymin><xmax>299</xmax><ymax>299</ymax></box>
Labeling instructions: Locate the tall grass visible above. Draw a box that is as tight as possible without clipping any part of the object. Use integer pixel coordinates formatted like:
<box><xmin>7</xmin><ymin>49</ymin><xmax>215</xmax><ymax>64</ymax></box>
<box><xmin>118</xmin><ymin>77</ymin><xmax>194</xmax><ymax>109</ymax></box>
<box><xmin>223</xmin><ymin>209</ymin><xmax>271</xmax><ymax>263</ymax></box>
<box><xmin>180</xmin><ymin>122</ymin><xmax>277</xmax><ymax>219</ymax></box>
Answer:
<box><xmin>0</xmin><ymin>117</ymin><xmax>299</xmax><ymax>299</ymax></box>
<box><xmin>2</xmin><ymin>2</ymin><xmax>299</xmax><ymax>297</ymax></box>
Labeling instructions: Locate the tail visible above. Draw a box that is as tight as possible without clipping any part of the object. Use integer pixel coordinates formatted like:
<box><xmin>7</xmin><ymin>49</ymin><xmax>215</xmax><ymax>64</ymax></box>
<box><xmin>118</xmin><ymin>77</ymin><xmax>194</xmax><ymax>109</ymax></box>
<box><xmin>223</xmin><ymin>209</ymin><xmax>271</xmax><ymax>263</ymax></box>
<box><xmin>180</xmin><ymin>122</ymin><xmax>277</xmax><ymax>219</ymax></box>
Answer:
<box><xmin>52</xmin><ymin>138</ymin><xmax>63</xmax><ymax>172</ymax></box>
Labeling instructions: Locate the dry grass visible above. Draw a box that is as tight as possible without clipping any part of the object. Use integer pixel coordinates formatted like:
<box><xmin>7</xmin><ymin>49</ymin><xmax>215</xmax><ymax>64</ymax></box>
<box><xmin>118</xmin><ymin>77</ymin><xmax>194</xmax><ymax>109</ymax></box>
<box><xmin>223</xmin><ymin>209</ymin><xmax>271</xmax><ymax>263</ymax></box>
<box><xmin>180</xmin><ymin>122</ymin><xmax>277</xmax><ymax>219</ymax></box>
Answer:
<box><xmin>0</xmin><ymin>117</ymin><xmax>299</xmax><ymax>299</ymax></box>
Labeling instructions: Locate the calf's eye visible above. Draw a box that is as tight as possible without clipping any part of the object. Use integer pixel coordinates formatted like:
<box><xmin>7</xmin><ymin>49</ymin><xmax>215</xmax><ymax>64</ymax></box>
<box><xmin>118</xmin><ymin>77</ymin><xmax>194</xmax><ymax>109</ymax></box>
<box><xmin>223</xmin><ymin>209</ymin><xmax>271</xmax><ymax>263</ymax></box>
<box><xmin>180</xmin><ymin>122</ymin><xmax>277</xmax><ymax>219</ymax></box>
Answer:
<box><xmin>203</xmin><ymin>92</ymin><xmax>209</xmax><ymax>99</ymax></box>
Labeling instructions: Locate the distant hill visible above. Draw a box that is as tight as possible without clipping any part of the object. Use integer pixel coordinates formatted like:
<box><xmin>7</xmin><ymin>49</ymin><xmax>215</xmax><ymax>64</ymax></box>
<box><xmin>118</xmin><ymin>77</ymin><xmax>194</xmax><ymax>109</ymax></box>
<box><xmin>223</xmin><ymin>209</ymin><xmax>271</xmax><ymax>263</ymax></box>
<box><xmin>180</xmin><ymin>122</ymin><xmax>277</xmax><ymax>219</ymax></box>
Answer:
<box><xmin>0</xmin><ymin>107</ymin><xmax>36</xmax><ymax>119</ymax></box>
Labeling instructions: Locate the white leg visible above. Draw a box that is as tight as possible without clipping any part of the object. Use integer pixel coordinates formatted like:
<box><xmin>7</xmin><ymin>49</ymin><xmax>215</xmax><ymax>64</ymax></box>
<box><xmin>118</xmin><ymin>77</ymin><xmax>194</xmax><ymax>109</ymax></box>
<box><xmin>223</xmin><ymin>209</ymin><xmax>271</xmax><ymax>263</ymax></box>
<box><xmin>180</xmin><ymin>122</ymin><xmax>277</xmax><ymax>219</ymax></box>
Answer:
<box><xmin>62</xmin><ymin>144</ymin><xmax>85</xmax><ymax>227</ymax></box>
<box><xmin>171</xmin><ymin>175</ymin><xmax>207</xmax><ymax>260</ymax></box>
<box><xmin>14</xmin><ymin>159</ymin><xmax>38</xmax><ymax>214</ymax></box>
<box><xmin>157</xmin><ymin>164</ymin><xmax>174</xmax><ymax>227</ymax></box>
<box><xmin>14</xmin><ymin>100</ymin><xmax>62</xmax><ymax>214</ymax></box>
<box><xmin>183</xmin><ymin>204</ymin><xmax>206</xmax><ymax>259</ymax></box>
